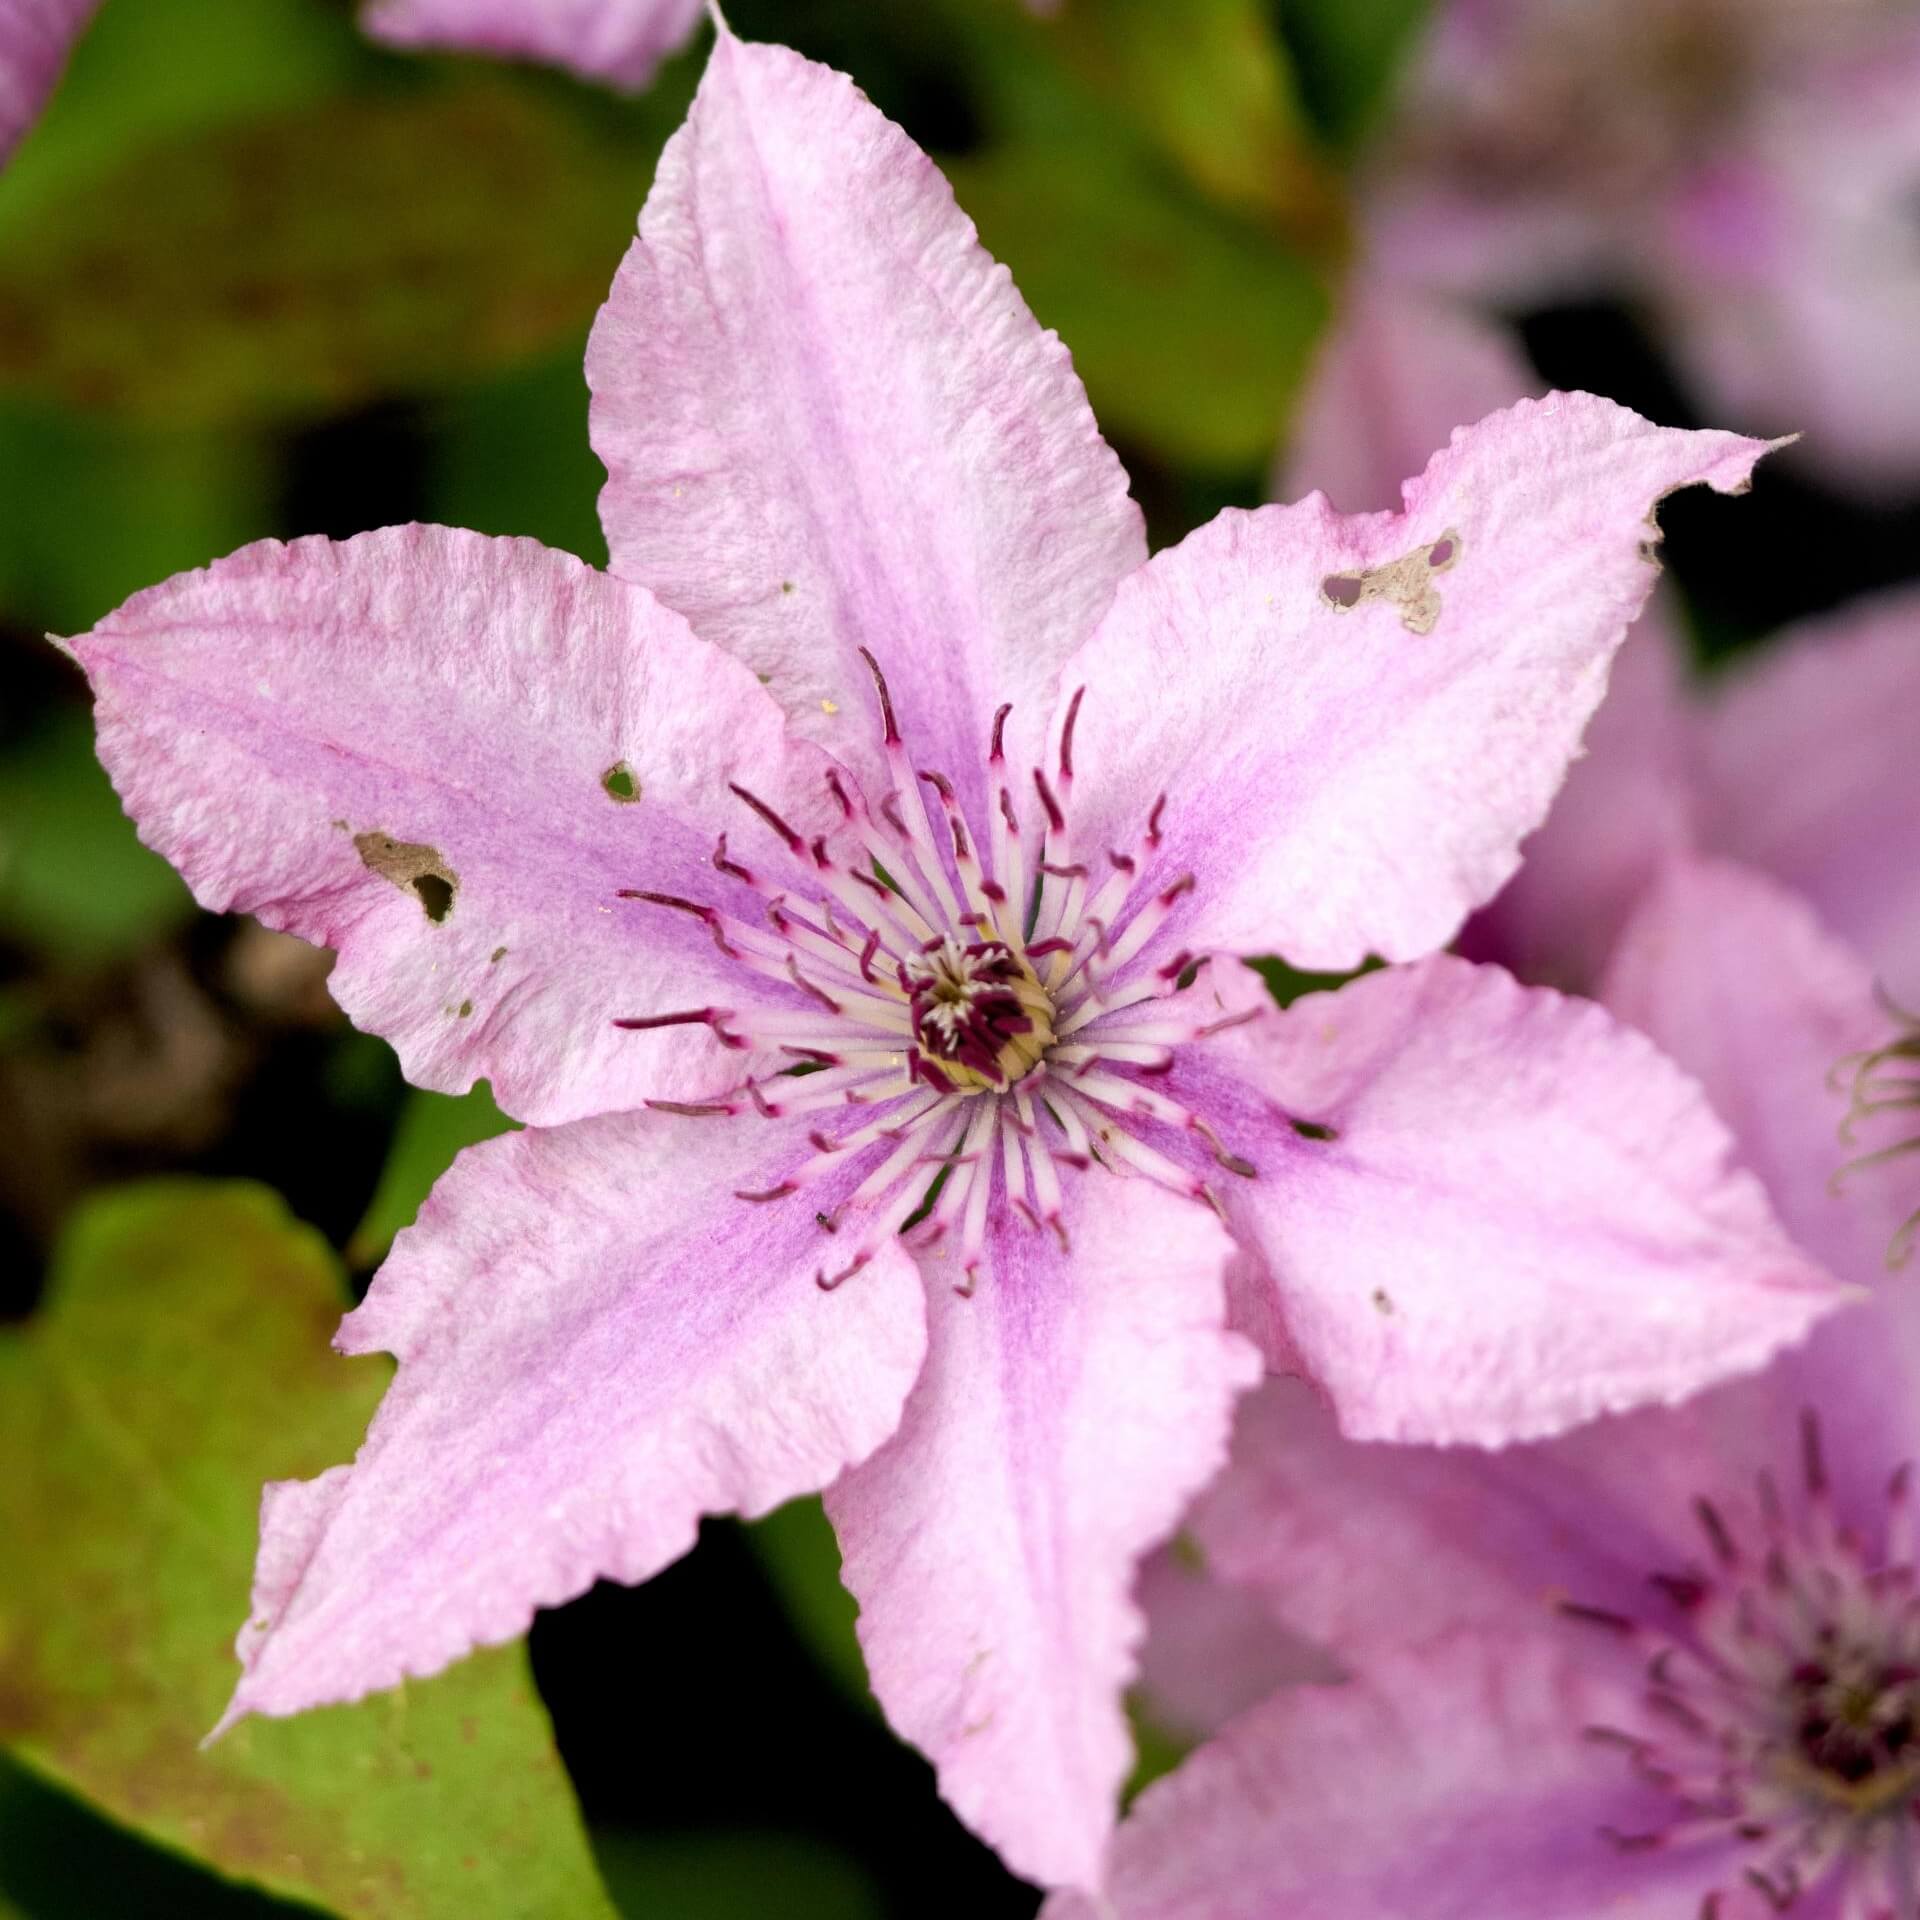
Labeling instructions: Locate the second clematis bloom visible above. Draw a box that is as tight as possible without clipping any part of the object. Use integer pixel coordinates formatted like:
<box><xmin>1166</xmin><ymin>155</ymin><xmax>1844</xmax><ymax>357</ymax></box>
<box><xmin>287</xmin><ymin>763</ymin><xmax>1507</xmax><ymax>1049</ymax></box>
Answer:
<box><xmin>68</xmin><ymin>28</ymin><xmax>1853</xmax><ymax>1891</ymax></box>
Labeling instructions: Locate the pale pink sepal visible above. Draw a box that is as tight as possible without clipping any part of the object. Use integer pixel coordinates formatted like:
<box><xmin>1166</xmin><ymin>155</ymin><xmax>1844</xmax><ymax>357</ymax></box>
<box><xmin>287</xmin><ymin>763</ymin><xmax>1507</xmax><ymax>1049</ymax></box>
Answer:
<box><xmin>825</xmin><ymin>1177</ymin><xmax>1257</xmax><ymax>1891</ymax></box>
<box><xmin>1179</xmin><ymin>953</ymin><xmax>1851</xmax><ymax>1445</ymax></box>
<box><xmin>0</xmin><ymin>0</ymin><xmax>97</xmax><ymax>162</ymax></box>
<box><xmin>1062</xmin><ymin>395</ymin><xmax>1776</xmax><ymax>974</ymax></box>
<box><xmin>587</xmin><ymin>30</ymin><xmax>1144</xmax><ymax>817</ymax></box>
<box><xmin>70</xmin><ymin>526</ymin><xmax>852</xmax><ymax>1124</ymax></box>
<box><xmin>215</xmin><ymin>1107</ymin><xmax>926</xmax><ymax>1732</ymax></box>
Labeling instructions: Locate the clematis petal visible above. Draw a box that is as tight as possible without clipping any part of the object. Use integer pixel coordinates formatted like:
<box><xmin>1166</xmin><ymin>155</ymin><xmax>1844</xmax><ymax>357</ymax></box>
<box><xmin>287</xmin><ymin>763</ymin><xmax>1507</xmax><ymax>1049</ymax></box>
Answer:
<box><xmin>1061</xmin><ymin>394</ymin><xmax>1774</xmax><ymax>973</ymax></box>
<box><xmin>1043</xmin><ymin>1631</ymin><xmax>1730</xmax><ymax>1920</ymax></box>
<box><xmin>1133</xmin><ymin>1537</ymin><xmax>1338</xmax><ymax>1745</ymax></box>
<box><xmin>218</xmin><ymin>1106</ymin><xmax>926</xmax><ymax>1728</ymax></box>
<box><xmin>69</xmin><ymin>526</ymin><xmax>850</xmax><ymax>1124</ymax></box>
<box><xmin>1461</xmin><ymin>604</ymin><xmax>1698</xmax><ymax>993</ymax></box>
<box><xmin>587</xmin><ymin>28</ymin><xmax>1144</xmax><ymax>814</ymax></box>
<box><xmin>1602</xmin><ymin>857</ymin><xmax>1920</xmax><ymax>1511</ymax></box>
<box><xmin>361</xmin><ymin>0</ymin><xmax>703</xmax><ymax>89</ymax></box>
<box><xmin>825</xmin><ymin>1178</ymin><xmax>1257</xmax><ymax>1891</ymax></box>
<box><xmin>0</xmin><ymin>0</ymin><xmax>97</xmax><ymax>162</ymax></box>
<box><xmin>1167</xmin><ymin>954</ymin><xmax>1849</xmax><ymax>1445</ymax></box>
<box><xmin>1695</xmin><ymin>591</ymin><xmax>1920</xmax><ymax>989</ymax></box>
<box><xmin>1277</xmin><ymin>275</ymin><xmax>1539</xmax><ymax>515</ymax></box>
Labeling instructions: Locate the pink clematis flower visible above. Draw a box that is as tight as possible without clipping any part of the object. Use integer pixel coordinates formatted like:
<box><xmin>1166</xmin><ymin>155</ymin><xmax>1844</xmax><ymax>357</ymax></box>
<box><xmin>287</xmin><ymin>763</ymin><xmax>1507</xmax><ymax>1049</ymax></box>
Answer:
<box><xmin>69</xmin><ymin>29</ymin><xmax>1855</xmax><ymax>1889</ymax></box>
<box><xmin>1058</xmin><ymin>858</ymin><xmax>1920</xmax><ymax>1918</ymax></box>
<box><xmin>0</xmin><ymin>0</ymin><xmax>98</xmax><ymax>163</ymax></box>
<box><xmin>1368</xmin><ymin>0</ymin><xmax>1920</xmax><ymax>495</ymax></box>
<box><xmin>360</xmin><ymin>0</ymin><xmax>705</xmax><ymax>91</ymax></box>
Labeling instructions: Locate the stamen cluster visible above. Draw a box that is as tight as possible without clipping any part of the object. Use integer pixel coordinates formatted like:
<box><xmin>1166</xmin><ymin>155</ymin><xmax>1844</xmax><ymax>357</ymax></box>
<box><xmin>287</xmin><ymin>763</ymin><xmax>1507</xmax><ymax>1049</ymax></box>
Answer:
<box><xmin>1575</xmin><ymin>1416</ymin><xmax>1920</xmax><ymax>1913</ymax></box>
<box><xmin>614</xmin><ymin>650</ymin><xmax>1256</xmax><ymax>1295</ymax></box>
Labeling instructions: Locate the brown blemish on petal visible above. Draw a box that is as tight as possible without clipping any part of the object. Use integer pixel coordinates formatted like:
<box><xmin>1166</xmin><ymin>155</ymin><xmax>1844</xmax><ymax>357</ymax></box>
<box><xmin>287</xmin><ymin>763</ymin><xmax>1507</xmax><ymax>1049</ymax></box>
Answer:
<box><xmin>1372</xmin><ymin>1288</ymin><xmax>1394</xmax><ymax>1315</ymax></box>
<box><xmin>489</xmin><ymin>946</ymin><xmax>507</xmax><ymax>964</ymax></box>
<box><xmin>1321</xmin><ymin>527</ymin><xmax>1464</xmax><ymax>635</ymax></box>
<box><xmin>457</xmin><ymin>999</ymin><xmax>473</xmax><ymax>1018</ymax></box>
<box><xmin>601</xmin><ymin>762</ymin><xmax>640</xmax><ymax>803</ymax></box>
<box><xmin>354</xmin><ymin>832</ymin><xmax>457</xmax><ymax>923</ymax></box>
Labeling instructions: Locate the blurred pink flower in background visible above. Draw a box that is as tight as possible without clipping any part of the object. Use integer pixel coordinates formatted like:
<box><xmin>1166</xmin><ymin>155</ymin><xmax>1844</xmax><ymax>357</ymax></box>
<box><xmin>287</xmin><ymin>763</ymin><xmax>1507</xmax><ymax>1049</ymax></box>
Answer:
<box><xmin>60</xmin><ymin>25</ymin><xmax>1862</xmax><ymax>1893</ymax></box>
<box><xmin>361</xmin><ymin>0</ymin><xmax>704</xmax><ymax>90</ymax></box>
<box><xmin>0</xmin><ymin>0</ymin><xmax>97</xmax><ymax>163</ymax></box>
<box><xmin>1369</xmin><ymin>0</ymin><xmax>1920</xmax><ymax>495</ymax></box>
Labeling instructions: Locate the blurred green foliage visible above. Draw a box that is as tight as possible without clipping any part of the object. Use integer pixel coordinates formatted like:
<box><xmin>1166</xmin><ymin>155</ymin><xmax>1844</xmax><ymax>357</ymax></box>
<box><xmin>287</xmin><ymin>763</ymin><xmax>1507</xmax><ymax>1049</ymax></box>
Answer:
<box><xmin>0</xmin><ymin>1182</ymin><xmax>617</xmax><ymax>1919</ymax></box>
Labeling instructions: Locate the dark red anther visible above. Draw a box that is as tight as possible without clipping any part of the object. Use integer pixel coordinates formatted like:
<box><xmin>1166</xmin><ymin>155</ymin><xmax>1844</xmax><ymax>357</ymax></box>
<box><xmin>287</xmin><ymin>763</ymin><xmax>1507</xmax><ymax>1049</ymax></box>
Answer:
<box><xmin>645</xmin><ymin>1099</ymin><xmax>736</xmax><ymax>1117</ymax></box>
<box><xmin>780</xmin><ymin>1046</ymin><xmax>842</xmax><ymax>1066</ymax></box>
<box><xmin>810</xmin><ymin>835</ymin><xmax>832</xmax><ymax>869</ymax></box>
<box><xmin>1147</xmin><ymin>793</ymin><xmax>1168</xmax><ymax>846</ymax></box>
<box><xmin>613</xmin><ymin>1007</ymin><xmax>725</xmax><ymax>1031</ymax></box>
<box><xmin>998</xmin><ymin>787</ymin><xmax>1021</xmax><ymax>837</ymax></box>
<box><xmin>1556</xmin><ymin>1600</ymin><xmax>1637</xmax><ymax>1636</ymax></box>
<box><xmin>1801</xmin><ymin>1408</ymin><xmax>1828</xmax><ymax>1498</ymax></box>
<box><xmin>919</xmin><ymin>769</ymin><xmax>955</xmax><ymax>802</ymax></box>
<box><xmin>1058</xmin><ymin>685</ymin><xmax>1085</xmax><ymax>779</ymax></box>
<box><xmin>990</xmin><ymin>703</ymin><xmax>1012</xmax><ymax>762</ymax></box>
<box><xmin>879</xmin><ymin>792</ymin><xmax>909</xmax><ymax>839</ymax></box>
<box><xmin>1160</xmin><ymin>871</ymin><xmax>1197</xmax><ymax>907</ymax></box>
<box><xmin>1693</xmin><ymin>1496</ymin><xmax>1739</xmax><ymax>1568</ymax></box>
<box><xmin>1032</xmin><ymin>767</ymin><xmax>1066</xmax><ymax>834</ymax></box>
<box><xmin>1025</xmin><ymin>936</ymin><xmax>1076</xmax><ymax>959</ymax></box>
<box><xmin>1108</xmin><ymin>848</ymin><xmax>1136</xmax><ymax>874</ymax></box>
<box><xmin>617</xmin><ymin>890</ymin><xmax>739</xmax><ymax>959</ymax></box>
<box><xmin>980</xmin><ymin>878</ymin><xmax>1007</xmax><ymax>905</ymax></box>
<box><xmin>947</xmin><ymin>810</ymin><xmax>972</xmax><ymax>862</ymax></box>
<box><xmin>735</xmin><ymin>1181</ymin><xmax>798</xmax><ymax>1202</ymax></box>
<box><xmin>729</xmin><ymin>782</ymin><xmax>804</xmax><ymax>852</ymax></box>
<box><xmin>857</xmin><ymin>646</ymin><xmax>902</xmax><ymax>744</ymax></box>
<box><xmin>808</xmin><ymin>1129</ymin><xmax>838</xmax><ymax>1154</ymax></box>
<box><xmin>824</xmin><ymin>768</ymin><xmax>855</xmax><ymax>819</ymax></box>
<box><xmin>1157</xmin><ymin>948</ymin><xmax>1196</xmax><ymax>982</ymax></box>
<box><xmin>850</xmin><ymin>868</ymin><xmax>893</xmax><ymax>903</ymax></box>
<box><xmin>817</xmin><ymin>1250</ymin><xmax>871</xmax><ymax>1292</ymax></box>
<box><xmin>713</xmin><ymin>834</ymin><xmax>753</xmax><ymax>884</ymax></box>
<box><xmin>1038</xmin><ymin>860</ymin><xmax>1088</xmax><ymax>880</ymax></box>
<box><xmin>785</xmin><ymin>955</ymin><xmax>843</xmax><ymax>1015</ymax></box>
<box><xmin>858</xmin><ymin>928</ymin><xmax>882</xmax><ymax>982</ymax></box>
<box><xmin>1650</xmin><ymin>1572</ymin><xmax>1709</xmax><ymax>1611</ymax></box>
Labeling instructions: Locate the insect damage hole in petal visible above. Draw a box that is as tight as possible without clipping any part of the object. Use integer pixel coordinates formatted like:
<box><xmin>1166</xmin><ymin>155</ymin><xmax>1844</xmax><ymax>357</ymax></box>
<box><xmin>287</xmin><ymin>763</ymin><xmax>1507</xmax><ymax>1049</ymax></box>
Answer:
<box><xmin>1319</xmin><ymin>528</ymin><xmax>1463</xmax><ymax>634</ymax></box>
<box><xmin>353</xmin><ymin>831</ymin><xmax>458</xmax><ymax>923</ymax></box>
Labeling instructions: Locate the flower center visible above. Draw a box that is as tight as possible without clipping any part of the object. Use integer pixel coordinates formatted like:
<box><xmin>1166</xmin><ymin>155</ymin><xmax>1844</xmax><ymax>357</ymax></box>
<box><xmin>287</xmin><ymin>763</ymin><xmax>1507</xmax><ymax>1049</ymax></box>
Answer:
<box><xmin>1574</xmin><ymin>1416</ymin><xmax>1920</xmax><ymax>1910</ymax></box>
<box><xmin>902</xmin><ymin>934</ymin><xmax>1054</xmax><ymax>1094</ymax></box>
<box><xmin>612</xmin><ymin>649</ymin><xmax>1267</xmax><ymax>1294</ymax></box>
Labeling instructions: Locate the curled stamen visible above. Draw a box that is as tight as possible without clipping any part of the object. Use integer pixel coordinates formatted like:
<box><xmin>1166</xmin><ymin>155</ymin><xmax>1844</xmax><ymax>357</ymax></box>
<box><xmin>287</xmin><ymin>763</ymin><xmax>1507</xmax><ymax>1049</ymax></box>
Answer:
<box><xmin>729</xmin><ymin>781</ymin><xmax>806</xmax><ymax>853</ymax></box>
<box><xmin>1058</xmin><ymin>685</ymin><xmax>1085</xmax><ymax>779</ymax></box>
<box><xmin>857</xmin><ymin>645</ymin><xmax>901</xmax><ymax>745</ymax></box>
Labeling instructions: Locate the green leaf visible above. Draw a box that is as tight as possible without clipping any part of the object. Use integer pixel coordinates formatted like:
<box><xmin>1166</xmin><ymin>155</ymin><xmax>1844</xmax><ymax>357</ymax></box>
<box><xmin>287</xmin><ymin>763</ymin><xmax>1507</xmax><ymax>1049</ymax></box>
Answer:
<box><xmin>0</xmin><ymin>1180</ymin><xmax>617</xmax><ymax>1920</ymax></box>
<box><xmin>0</xmin><ymin>82</ymin><xmax>653</xmax><ymax>428</ymax></box>
<box><xmin>594</xmin><ymin>1828</ymin><xmax>884</xmax><ymax>1920</ymax></box>
<box><xmin>1022</xmin><ymin>0</ymin><xmax>1344</xmax><ymax>245</ymax></box>
<box><xmin>0</xmin><ymin>0</ymin><xmax>364</xmax><ymax>245</ymax></box>
<box><xmin>946</xmin><ymin>137</ymin><xmax>1328</xmax><ymax>473</ymax></box>
<box><xmin>0</xmin><ymin>1756</ymin><xmax>321</xmax><ymax>1920</ymax></box>
<box><xmin>1277</xmin><ymin>0</ymin><xmax>1432</xmax><ymax>155</ymax></box>
<box><xmin>0</xmin><ymin>404</ymin><xmax>276</xmax><ymax>635</ymax></box>
<box><xmin>742</xmin><ymin>1499</ymin><xmax>871</xmax><ymax>1712</ymax></box>
<box><xmin>0</xmin><ymin>711</ymin><xmax>195</xmax><ymax>963</ymax></box>
<box><xmin>349</xmin><ymin>1084</ymin><xmax>516</xmax><ymax>1269</ymax></box>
